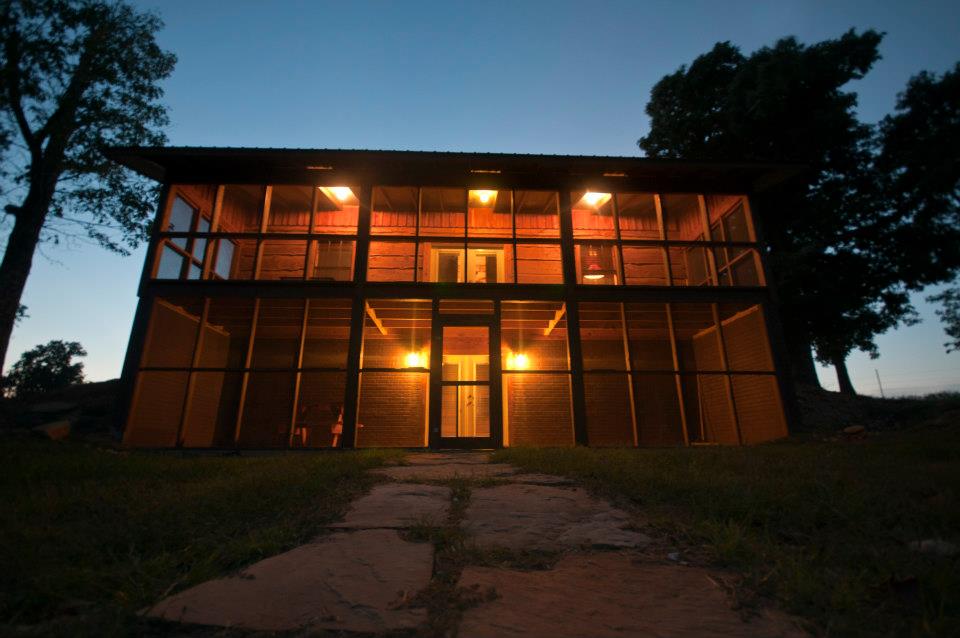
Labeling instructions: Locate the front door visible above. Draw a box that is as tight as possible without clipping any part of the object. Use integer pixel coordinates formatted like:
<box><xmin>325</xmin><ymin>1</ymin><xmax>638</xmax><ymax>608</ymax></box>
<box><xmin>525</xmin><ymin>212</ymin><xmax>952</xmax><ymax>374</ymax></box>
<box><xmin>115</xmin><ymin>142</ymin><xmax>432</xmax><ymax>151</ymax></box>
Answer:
<box><xmin>429</xmin><ymin>317</ymin><xmax>501</xmax><ymax>449</ymax></box>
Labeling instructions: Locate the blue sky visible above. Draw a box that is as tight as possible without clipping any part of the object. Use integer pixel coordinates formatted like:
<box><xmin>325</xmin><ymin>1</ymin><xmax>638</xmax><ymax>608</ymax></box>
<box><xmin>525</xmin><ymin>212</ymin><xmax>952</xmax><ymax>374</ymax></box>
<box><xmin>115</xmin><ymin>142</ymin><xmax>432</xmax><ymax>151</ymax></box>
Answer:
<box><xmin>4</xmin><ymin>0</ymin><xmax>959</xmax><ymax>395</ymax></box>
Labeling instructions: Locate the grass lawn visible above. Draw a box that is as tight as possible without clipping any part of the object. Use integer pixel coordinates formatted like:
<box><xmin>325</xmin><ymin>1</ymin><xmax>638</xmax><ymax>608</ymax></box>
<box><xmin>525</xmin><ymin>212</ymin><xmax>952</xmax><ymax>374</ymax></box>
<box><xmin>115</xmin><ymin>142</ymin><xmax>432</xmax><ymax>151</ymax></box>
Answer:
<box><xmin>494</xmin><ymin>428</ymin><xmax>960</xmax><ymax>637</ymax></box>
<box><xmin>0</xmin><ymin>436</ymin><xmax>402</xmax><ymax>636</ymax></box>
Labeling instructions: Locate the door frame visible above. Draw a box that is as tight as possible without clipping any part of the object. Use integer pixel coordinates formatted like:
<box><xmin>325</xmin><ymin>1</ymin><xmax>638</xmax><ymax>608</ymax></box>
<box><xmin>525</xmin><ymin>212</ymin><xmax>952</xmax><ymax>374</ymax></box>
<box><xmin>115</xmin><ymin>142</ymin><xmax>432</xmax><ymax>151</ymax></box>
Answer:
<box><xmin>428</xmin><ymin>300</ymin><xmax>503</xmax><ymax>449</ymax></box>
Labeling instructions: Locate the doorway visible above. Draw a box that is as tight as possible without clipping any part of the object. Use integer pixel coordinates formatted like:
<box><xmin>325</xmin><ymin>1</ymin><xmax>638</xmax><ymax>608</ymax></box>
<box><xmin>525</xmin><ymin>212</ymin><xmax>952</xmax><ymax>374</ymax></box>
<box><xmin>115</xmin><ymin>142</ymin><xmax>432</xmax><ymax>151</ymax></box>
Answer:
<box><xmin>429</xmin><ymin>316</ymin><xmax>502</xmax><ymax>448</ymax></box>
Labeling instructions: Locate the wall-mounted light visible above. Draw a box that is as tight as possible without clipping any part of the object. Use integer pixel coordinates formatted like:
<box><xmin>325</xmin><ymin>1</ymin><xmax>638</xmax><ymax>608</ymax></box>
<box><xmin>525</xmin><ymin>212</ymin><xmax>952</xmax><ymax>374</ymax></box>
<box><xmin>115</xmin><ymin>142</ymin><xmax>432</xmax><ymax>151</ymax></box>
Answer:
<box><xmin>404</xmin><ymin>351</ymin><xmax>427</xmax><ymax>368</ymax></box>
<box><xmin>582</xmin><ymin>191</ymin><xmax>612</xmax><ymax>207</ymax></box>
<box><xmin>469</xmin><ymin>189</ymin><xmax>497</xmax><ymax>207</ymax></box>
<box><xmin>506</xmin><ymin>352</ymin><xmax>530</xmax><ymax>370</ymax></box>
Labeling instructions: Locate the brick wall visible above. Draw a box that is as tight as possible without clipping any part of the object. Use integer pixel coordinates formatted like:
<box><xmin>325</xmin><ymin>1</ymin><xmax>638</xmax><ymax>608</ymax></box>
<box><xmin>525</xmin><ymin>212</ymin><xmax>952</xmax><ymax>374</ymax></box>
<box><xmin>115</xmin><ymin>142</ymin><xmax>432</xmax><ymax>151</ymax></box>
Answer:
<box><xmin>505</xmin><ymin>374</ymin><xmax>574</xmax><ymax>446</ymax></box>
<box><xmin>584</xmin><ymin>374</ymin><xmax>634</xmax><ymax>446</ymax></box>
<box><xmin>357</xmin><ymin>372</ymin><xmax>428</xmax><ymax>447</ymax></box>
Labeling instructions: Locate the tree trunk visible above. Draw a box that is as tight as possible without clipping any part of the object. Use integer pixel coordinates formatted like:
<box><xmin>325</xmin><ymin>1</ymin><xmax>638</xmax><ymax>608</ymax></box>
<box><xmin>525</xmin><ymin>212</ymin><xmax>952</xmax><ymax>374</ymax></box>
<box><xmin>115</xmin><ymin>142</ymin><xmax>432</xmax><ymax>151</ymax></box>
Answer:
<box><xmin>832</xmin><ymin>356</ymin><xmax>857</xmax><ymax>396</ymax></box>
<box><xmin>0</xmin><ymin>192</ymin><xmax>50</xmax><ymax>375</ymax></box>
<box><xmin>784</xmin><ymin>330</ymin><xmax>820</xmax><ymax>387</ymax></box>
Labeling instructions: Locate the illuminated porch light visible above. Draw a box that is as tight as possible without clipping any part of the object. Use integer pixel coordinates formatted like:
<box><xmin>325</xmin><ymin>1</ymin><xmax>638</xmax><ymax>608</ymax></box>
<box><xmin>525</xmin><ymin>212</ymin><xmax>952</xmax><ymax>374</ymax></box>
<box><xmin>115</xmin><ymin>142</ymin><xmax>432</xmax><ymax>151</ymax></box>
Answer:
<box><xmin>328</xmin><ymin>186</ymin><xmax>353</xmax><ymax>201</ymax></box>
<box><xmin>582</xmin><ymin>191</ymin><xmax>612</xmax><ymax>207</ymax></box>
<box><xmin>404</xmin><ymin>351</ymin><xmax>427</xmax><ymax>368</ymax></box>
<box><xmin>469</xmin><ymin>189</ymin><xmax>498</xmax><ymax>206</ymax></box>
<box><xmin>506</xmin><ymin>352</ymin><xmax>530</xmax><ymax>370</ymax></box>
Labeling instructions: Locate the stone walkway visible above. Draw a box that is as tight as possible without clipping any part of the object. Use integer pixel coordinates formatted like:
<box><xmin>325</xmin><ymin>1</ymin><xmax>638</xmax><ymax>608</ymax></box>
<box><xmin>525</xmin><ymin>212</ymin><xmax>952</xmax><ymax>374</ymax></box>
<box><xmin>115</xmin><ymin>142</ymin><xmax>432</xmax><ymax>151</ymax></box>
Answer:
<box><xmin>147</xmin><ymin>451</ymin><xmax>806</xmax><ymax>636</ymax></box>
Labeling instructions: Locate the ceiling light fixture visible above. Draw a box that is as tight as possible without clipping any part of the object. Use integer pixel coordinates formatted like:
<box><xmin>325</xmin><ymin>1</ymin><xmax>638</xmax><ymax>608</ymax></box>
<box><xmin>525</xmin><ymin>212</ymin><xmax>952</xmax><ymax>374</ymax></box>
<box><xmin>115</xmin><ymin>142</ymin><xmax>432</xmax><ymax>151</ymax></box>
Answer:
<box><xmin>470</xmin><ymin>189</ymin><xmax>497</xmax><ymax>206</ymax></box>
<box><xmin>318</xmin><ymin>186</ymin><xmax>354</xmax><ymax>203</ymax></box>
<box><xmin>583</xmin><ymin>191</ymin><xmax>612</xmax><ymax>207</ymax></box>
<box><xmin>329</xmin><ymin>186</ymin><xmax>353</xmax><ymax>201</ymax></box>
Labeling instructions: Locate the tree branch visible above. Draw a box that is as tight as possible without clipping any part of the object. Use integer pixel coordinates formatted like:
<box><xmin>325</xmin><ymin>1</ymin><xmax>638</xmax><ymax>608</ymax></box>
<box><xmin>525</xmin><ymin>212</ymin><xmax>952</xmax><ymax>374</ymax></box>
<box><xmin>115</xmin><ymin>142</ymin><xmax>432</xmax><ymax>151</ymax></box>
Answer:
<box><xmin>3</xmin><ymin>30</ymin><xmax>40</xmax><ymax>155</ymax></box>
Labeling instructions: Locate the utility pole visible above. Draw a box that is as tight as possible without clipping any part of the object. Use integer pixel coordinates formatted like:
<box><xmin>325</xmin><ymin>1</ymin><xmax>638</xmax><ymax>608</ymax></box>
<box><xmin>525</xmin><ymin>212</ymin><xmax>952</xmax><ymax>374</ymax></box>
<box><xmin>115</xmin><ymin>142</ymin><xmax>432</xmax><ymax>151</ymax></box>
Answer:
<box><xmin>875</xmin><ymin>369</ymin><xmax>885</xmax><ymax>398</ymax></box>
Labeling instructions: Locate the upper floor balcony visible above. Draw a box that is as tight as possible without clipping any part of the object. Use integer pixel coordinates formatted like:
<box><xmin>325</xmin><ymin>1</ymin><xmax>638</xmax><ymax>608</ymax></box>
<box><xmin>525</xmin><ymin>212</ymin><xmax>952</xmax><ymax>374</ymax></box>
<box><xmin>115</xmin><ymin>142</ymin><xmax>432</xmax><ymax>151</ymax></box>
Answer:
<box><xmin>152</xmin><ymin>183</ymin><xmax>765</xmax><ymax>288</ymax></box>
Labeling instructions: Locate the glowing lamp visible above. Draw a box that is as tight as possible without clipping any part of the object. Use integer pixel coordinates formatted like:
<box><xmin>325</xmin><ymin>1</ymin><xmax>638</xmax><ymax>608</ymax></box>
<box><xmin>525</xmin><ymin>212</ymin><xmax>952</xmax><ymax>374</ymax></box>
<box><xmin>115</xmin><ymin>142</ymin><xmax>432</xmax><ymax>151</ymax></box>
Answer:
<box><xmin>404</xmin><ymin>351</ymin><xmax>426</xmax><ymax>368</ymax></box>
<box><xmin>329</xmin><ymin>186</ymin><xmax>353</xmax><ymax>201</ymax></box>
<box><xmin>506</xmin><ymin>352</ymin><xmax>530</xmax><ymax>370</ymax></box>
<box><xmin>470</xmin><ymin>189</ymin><xmax>497</xmax><ymax>206</ymax></box>
<box><xmin>582</xmin><ymin>244</ymin><xmax>614</xmax><ymax>281</ymax></box>
<box><xmin>582</xmin><ymin>191</ymin><xmax>611</xmax><ymax>207</ymax></box>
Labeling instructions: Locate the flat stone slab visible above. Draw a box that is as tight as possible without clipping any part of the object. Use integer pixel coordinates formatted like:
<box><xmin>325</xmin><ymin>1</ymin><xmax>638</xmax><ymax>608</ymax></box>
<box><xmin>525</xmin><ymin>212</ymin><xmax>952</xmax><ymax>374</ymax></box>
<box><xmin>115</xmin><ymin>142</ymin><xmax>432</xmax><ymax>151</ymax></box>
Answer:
<box><xmin>404</xmin><ymin>452</ymin><xmax>492</xmax><ymax>465</ymax></box>
<box><xmin>509</xmin><ymin>473</ymin><xmax>576</xmax><ymax>486</ymax></box>
<box><xmin>147</xmin><ymin>529</ymin><xmax>430</xmax><ymax>633</ymax></box>
<box><xmin>464</xmin><ymin>484</ymin><xmax>650</xmax><ymax>550</ymax></box>
<box><xmin>458</xmin><ymin>554</ymin><xmax>807</xmax><ymax>638</ymax></box>
<box><xmin>372</xmin><ymin>463</ymin><xmax>517</xmax><ymax>481</ymax></box>
<box><xmin>329</xmin><ymin>483</ymin><xmax>450</xmax><ymax>529</ymax></box>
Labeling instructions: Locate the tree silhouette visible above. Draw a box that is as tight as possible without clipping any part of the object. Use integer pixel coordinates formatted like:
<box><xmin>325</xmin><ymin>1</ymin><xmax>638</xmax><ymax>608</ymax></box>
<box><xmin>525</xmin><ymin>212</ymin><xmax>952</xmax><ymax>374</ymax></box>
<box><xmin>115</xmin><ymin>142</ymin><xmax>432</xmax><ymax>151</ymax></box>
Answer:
<box><xmin>0</xmin><ymin>0</ymin><xmax>176</xmax><ymax>374</ymax></box>
<box><xmin>2</xmin><ymin>339</ymin><xmax>85</xmax><ymax>397</ymax></box>
<box><xmin>640</xmin><ymin>31</ymin><xmax>959</xmax><ymax>393</ymax></box>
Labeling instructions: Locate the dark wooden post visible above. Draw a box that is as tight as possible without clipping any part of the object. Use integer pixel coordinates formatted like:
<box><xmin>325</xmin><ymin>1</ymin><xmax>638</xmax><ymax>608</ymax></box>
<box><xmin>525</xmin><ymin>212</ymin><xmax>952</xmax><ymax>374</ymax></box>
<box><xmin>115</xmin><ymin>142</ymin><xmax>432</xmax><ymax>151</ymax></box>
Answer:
<box><xmin>340</xmin><ymin>182</ymin><xmax>372</xmax><ymax>448</ymax></box>
<box><xmin>558</xmin><ymin>190</ymin><xmax>589</xmax><ymax>446</ymax></box>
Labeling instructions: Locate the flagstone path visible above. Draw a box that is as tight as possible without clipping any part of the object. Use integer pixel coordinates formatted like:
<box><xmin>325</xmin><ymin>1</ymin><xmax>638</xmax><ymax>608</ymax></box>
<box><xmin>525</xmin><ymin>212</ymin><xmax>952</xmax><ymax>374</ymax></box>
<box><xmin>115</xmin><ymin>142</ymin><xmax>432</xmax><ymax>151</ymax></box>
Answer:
<box><xmin>146</xmin><ymin>451</ymin><xmax>807</xmax><ymax>637</ymax></box>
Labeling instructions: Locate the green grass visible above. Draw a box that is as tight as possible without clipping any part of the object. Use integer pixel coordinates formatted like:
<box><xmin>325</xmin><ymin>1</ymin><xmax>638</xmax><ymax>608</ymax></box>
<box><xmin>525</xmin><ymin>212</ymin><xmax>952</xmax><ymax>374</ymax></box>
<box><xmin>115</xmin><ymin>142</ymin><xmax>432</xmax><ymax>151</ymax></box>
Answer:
<box><xmin>0</xmin><ymin>436</ymin><xmax>403</xmax><ymax>636</ymax></box>
<box><xmin>493</xmin><ymin>430</ymin><xmax>960</xmax><ymax>637</ymax></box>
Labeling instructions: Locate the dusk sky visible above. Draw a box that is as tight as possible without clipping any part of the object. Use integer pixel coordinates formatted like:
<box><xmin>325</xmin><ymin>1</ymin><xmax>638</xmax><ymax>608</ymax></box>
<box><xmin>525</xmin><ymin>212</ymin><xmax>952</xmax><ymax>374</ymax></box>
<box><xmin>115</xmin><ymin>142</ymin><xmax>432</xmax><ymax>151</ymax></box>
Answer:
<box><xmin>4</xmin><ymin>0</ymin><xmax>959</xmax><ymax>395</ymax></box>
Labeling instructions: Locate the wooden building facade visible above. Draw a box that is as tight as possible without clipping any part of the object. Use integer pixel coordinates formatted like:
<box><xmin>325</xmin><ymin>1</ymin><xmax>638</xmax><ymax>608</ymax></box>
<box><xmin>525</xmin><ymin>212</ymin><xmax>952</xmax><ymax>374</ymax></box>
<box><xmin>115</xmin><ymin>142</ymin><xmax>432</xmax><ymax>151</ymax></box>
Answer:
<box><xmin>107</xmin><ymin>147</ymin><xmax>800</xmax><ymax>449</ymax></box>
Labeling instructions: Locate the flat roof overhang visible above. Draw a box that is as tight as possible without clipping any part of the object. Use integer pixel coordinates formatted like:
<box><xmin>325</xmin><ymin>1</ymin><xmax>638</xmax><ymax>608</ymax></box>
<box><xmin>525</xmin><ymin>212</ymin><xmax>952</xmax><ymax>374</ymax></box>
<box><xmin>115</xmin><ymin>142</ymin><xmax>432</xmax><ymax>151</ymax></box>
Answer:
<box><xmin>103</xmin><ymin>146</ymin><xmax>806</xmax><ymax>193</ymax></box>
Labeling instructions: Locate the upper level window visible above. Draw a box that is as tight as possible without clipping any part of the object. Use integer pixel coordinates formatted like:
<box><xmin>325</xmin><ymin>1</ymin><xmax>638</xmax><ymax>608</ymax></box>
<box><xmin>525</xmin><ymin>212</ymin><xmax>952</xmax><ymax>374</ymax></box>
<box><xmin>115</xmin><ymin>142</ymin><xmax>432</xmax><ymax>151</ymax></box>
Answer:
<box><xmin>220</xmin><ymin>185</ymin><xmax>265</xmax><ymax>232</ymax></box>
<box><xmin>572</xmin><ymin>190</ymin><xmax>615</xmax><ymax>239</ymax></box>
<box><xmin>368</xmin><ymin>187</ymin><xmax>562</xmax><ymax>284</ymax></box>
<box><xmin>156</xmin><ymin>189</ymin><xmax>214</xmax><ymax>280</ymax></box>
<box><xmin>151</xmin><ymin>183</ymin><xmax>762</xmax><ymax>288</ymax></box>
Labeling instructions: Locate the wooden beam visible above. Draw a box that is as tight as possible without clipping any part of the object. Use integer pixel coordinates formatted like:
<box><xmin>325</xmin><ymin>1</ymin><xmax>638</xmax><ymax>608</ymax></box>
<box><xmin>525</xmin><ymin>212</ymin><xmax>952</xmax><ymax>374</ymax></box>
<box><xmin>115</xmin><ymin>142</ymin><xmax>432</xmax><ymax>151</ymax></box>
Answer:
<box><xmin>543</xmin><ymin>303</ymin><xmax>566</xmax><ymax>336</ymax></box>
<box><xmin>365</xmin><ymin>302</ymin><xmax>388</xmax><ymax>335</ymax></box>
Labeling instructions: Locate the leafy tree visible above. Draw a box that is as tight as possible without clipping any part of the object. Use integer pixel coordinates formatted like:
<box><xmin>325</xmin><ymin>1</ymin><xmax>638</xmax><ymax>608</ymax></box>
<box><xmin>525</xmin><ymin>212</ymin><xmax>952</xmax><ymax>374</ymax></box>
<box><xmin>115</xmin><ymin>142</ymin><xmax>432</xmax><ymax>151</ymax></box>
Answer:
<box><xmin>639</xmin><ymin>30</ymin><xmax>923</xmax><ymax>394</ymax></box>
<box><xmin>928</xmin><ymin>288</ymin><xmax>960</xmax><ymax>353</ymax></box>
<box><xmin>0</xmin><ymin>0</ymin><xmax>176</xmax><ymax>374</ymax></box>
<box><xmin>2</xmin><ymin>339</ymin><xmax>85</xmax><ymax>397</ymax></box>
<box><xmin>876</xmin><ymin>63</ymin><xmax>960</xmax><ymax>349</ymax></box>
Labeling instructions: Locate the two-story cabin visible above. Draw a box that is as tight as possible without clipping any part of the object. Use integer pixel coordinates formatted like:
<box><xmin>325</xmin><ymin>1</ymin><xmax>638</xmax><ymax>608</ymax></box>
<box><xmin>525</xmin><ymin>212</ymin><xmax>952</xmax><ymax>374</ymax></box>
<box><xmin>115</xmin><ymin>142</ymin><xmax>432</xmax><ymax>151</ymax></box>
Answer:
<box><xmin>106</xmin><ymin>147</ymin><xmax>798</xmax><ymax>450</ymax></box>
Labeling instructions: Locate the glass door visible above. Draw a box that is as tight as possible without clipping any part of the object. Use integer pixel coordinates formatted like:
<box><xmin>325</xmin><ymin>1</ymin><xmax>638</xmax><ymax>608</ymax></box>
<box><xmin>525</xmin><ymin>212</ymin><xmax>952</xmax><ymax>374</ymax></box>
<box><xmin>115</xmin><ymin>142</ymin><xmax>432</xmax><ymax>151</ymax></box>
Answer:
<box><xmin>430</xmin><ymin>318</ymin><xmax>501</xmax><ymax>448</ymax></box>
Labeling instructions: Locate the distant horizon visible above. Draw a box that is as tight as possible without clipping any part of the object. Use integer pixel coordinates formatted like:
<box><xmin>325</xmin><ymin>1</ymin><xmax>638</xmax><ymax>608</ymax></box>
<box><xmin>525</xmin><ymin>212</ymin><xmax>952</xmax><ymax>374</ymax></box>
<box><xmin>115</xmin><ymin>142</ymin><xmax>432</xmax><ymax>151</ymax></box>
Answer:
<box><xmin>3</xmin><ymin>0</ymin><xmax>958</xmax><ymax>397</ymax></box>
